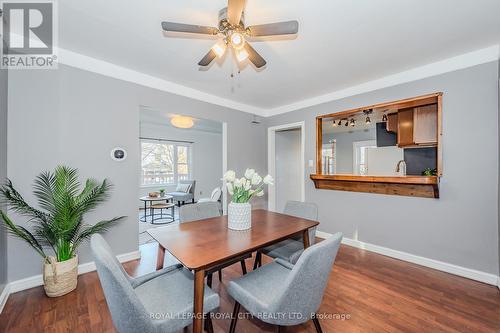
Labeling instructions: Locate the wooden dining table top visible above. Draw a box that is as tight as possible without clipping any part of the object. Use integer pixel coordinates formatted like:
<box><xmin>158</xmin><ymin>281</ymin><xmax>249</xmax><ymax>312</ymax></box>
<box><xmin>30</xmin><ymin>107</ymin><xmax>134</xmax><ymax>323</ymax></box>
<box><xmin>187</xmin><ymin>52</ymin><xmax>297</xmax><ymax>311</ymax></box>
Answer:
<box><xmin>147</xmin><ymin>209</ymin><xmax>319</xmax><ymax>270</ymax></box>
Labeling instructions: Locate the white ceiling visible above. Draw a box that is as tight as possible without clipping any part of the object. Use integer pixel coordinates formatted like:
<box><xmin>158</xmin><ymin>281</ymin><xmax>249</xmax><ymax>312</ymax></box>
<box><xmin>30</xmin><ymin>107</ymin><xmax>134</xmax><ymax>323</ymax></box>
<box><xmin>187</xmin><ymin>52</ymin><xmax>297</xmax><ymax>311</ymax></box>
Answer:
<box><xmin>59</xmin><ymin>0</ymin><xmax>500</xmax><ymax>114</ymax></box>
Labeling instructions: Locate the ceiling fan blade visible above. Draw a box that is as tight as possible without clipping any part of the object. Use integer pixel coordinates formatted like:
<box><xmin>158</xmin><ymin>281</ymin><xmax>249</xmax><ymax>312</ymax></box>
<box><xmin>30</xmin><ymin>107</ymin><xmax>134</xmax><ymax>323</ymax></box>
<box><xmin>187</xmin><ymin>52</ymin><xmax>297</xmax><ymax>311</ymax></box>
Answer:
<box><xmin>162</xmin><ymin>22</ymin><xmax>218</xmax><ymax>35</ymax></box>
<box><xmin>198</xmin><ymin>49</ymin><xmax>217</xmax><ymax>66</ymax></box>
<box><xmin>247</xmin><ymin>20</ymin><xmax>299</xmax><ymax>37</ymax></box>
<box><xmin>227</xmin><ymin>0</ymin><xmax>245</xmax><ymax>26</ymax></box>
<box><xmin>244</xmin><ymin>43</ymin><xmax>266</xmax><ymax>68</ymax></box>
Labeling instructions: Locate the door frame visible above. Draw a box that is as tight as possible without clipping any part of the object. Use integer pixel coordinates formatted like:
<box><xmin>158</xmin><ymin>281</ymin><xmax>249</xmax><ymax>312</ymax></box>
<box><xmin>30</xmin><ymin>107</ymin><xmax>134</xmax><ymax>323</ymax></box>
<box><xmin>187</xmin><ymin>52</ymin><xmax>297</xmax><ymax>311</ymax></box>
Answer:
<box><xmin>222</xmin><ymin>122</ymin><xmax>228</xmax><ymax>215</ymax></box>
<box><xmin>352</xmin><ymin>140</ymin><xmax>376</xmax><ymax>175</ymax></box>
<box><xmin>267</xmin><ymin>121</ymin><xmax>305</xmax><ymax>212</ymax></box>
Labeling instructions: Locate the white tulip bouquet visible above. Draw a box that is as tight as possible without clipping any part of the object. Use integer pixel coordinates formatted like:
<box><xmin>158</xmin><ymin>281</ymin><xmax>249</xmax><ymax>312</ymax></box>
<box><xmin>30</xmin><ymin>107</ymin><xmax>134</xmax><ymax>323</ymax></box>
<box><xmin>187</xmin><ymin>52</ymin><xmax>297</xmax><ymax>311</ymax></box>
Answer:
<box><xmin>222</xmin><ymin>169</ymin><xmax>274</xmax><ymax>203</ymax></box>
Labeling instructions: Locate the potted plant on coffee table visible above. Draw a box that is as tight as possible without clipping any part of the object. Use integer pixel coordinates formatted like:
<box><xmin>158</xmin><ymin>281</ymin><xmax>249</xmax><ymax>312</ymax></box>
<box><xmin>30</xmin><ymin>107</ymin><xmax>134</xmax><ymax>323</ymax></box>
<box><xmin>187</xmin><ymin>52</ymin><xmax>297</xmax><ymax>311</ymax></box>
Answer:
<box><xmin>0</xmin><ymin>166</ymin><xmax>125</xmax><ymax>297</ymax></box>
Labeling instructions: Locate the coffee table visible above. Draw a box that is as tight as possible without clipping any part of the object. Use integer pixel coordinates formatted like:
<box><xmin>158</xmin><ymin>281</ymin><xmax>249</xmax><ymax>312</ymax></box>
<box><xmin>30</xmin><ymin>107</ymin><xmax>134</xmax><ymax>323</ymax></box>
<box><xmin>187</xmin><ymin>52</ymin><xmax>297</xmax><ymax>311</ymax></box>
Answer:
<box><xmin>139</xmin><ymin>195</ymin><xmax>174</xmax><ymax>224</ymax></box>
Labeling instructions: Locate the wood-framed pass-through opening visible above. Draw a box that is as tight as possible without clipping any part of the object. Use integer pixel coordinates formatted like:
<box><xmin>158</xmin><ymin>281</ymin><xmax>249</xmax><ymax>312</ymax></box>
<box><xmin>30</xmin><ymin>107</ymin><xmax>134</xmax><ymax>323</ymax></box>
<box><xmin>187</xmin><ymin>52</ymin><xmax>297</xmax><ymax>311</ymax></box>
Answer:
<box><xmin>312</xmin><ymin>93</ymin><xmax>442</xmax><ymax>198</ymax></box>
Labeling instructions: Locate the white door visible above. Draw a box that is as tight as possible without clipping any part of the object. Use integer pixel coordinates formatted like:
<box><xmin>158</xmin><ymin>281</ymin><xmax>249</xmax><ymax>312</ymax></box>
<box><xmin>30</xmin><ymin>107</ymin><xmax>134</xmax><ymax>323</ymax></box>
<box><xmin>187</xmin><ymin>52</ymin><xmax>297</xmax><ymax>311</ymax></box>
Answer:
<box><xmin>275</xmin><ymin>128</ymin><xmax>302</xmax><ymax>213</ymax></box>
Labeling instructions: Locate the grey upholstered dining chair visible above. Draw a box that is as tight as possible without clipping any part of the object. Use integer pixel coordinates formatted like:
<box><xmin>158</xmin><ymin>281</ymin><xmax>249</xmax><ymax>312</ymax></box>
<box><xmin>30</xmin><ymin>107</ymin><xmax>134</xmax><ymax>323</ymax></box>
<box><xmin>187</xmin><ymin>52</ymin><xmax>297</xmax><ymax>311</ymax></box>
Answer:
<box><xmin>228</xmin><ymin>232</ymin><xmax>343</xmax><ymax>333</ymax></box>
<box><xmin>91</xmin><ymin>234</ymin><xmax>219</xmax><ymax>333</ymax></box>
<box><xmin>179</xmin><ymin>202</ymin><xmax>250</xmax><ymax>286</ymax></box>
<box><xmin>254</xmin><ymin>200</ymin><xmax>318</xmax><ymax>268</ymax></box>
<box><xmin>179</xmin><ymin>201</ymin><xmax>221</xmax><ymax>224</ymax></box>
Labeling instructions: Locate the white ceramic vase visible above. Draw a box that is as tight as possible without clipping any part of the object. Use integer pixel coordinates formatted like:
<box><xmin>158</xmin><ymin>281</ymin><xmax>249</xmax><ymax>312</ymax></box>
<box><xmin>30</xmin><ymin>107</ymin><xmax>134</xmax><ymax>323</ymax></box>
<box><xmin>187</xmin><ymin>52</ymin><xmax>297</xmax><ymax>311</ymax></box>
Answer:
<box><xmin>228</xmin><ymin>202</ymin><xmax>251</xmax><ymax>230</ymax></box>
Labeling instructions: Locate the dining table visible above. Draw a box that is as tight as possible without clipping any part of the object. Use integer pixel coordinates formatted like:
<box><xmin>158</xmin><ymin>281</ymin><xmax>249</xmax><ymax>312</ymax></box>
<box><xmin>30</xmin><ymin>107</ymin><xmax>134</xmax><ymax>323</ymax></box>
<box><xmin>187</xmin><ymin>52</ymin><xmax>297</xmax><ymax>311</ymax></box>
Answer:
<box><xmin>147</xmin><ymin>209</ymin><xmax>319</xmax><ymax>333</ymax></box>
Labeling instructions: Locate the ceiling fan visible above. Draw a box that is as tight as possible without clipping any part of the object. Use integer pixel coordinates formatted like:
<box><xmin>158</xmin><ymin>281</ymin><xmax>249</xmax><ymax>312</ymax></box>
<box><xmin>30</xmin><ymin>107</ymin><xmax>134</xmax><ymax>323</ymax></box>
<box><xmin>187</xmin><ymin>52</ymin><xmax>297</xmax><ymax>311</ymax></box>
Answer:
<box><xmin>161</xmin><ymin>0</ymin><xmax>299</xmax><ymax>69</ymax></box>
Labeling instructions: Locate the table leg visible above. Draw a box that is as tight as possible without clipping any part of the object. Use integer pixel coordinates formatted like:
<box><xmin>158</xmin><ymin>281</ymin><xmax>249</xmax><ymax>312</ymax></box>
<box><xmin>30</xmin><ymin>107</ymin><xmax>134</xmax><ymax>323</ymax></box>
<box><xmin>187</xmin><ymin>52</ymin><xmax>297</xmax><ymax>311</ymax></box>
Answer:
<box><xmin>193</xmin><ymin>269</ymin><xmax>205</xmax><ymax>333</ymax></box>
<box><xmin>143</xmin><ymin>201</ymin><xmax>147</xmax><ymax>222</ymax></box>
<box><xmin>156</xmin><ymin>245</ymin><xmax>165</xmax><ymax>270</ymax></box>
<box><xmin>303</xmin><ymin>229</ymin><xmax>311</xmax><ymax>249</ymax></box>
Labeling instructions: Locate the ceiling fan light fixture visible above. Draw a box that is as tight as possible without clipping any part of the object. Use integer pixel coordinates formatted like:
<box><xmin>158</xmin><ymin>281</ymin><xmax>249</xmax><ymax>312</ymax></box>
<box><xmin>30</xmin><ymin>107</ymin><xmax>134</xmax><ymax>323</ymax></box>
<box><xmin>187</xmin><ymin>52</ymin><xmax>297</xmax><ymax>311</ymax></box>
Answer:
<box><xmin>230</xmin><ymin>31</ymin><xmax>245</xmax><ymax>49</ymax></box>
<box><xmin>236</xmin><ymin>48</ymin><xmax>249</xmax><ymax>62</ymax></box>
<box><xmin>211</xmin><ymin>40</ymin><xmax>227</xmax><ymax>57</ymax></box>
<box><xmin>170</xmin><ymin>116</ymin><xmax>194</xmax><ymax>129</ymax></box>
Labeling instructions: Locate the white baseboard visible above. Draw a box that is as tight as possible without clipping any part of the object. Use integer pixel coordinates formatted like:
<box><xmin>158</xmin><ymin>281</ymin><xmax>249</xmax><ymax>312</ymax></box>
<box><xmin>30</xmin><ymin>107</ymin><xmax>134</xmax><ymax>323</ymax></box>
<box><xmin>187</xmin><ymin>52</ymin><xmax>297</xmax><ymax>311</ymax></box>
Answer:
<box><xmin>2</xmin><ymin>249</ymin><xmax>141</xmax><ymax>310</ymax></box>
<box><xmin>316</xmin><ymin>231</ymin><xmax>499</xmax><ymax>286</ymax></box>
<box><xmin>0</xmin><ymin>283</ymin><xmax>11</xmax><ymax>314</ymax></box>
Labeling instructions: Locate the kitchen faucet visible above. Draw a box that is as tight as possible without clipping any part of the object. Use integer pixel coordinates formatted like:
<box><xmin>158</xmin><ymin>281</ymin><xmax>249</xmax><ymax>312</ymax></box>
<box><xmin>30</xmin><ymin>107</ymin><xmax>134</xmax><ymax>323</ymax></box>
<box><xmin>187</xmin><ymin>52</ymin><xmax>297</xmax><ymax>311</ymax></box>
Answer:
<box><xmin>395</xmin><ymin>160</ymin><xmax>407</xmax><ymax>176</ymax></box>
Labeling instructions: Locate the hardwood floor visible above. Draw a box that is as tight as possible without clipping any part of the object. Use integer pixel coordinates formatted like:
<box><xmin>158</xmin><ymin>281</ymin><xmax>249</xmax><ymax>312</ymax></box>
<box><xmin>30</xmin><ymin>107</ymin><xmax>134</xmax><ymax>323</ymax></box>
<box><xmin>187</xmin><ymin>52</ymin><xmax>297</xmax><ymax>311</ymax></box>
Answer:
<box><xmin>1</xmin><ymin>241</ymin><xmax>499</xmax><ymax>332</ymax></box>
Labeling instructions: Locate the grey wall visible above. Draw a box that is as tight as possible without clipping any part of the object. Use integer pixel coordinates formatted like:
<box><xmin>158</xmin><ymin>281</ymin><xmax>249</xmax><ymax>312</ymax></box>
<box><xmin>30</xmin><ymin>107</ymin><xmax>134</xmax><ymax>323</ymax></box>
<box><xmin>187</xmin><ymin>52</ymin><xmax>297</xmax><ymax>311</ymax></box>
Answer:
<box><xmin>324</xmin><ymin>128</ymin><xmax>376</xmax><ymax>174</ymax></box>
<box><xmin>275</xmin><ymin>129</ymin><xmax>302</xmax><ymax>212</ymax></box>
<box><xmin>266</xmin><ymin>61</ymin><xmax>500</xmax><ymax>275</ymax></box>
<box><xmin>0</xmin><ymin>68</ymin><xmax>8</xmax><ymax>294</ymax></box>
<box><xmin>7</xmin><ymin>64</ymin><xmax>266</xmax><ymax>282</ymax></box>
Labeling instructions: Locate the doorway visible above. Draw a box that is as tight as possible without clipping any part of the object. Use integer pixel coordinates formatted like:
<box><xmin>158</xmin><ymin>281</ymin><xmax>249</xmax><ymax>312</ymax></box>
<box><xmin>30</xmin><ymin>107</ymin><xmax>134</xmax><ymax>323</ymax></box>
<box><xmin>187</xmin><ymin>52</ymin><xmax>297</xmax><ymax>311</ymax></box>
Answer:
<box><xmin>268</xmin><ymin>122</ymin><xmax>305</xmax><ymax>212</ymax></box>
<box><xmin>138</xmin><ymin>107</ymin><xmax>227</xmax><ymax>244</ymax></box>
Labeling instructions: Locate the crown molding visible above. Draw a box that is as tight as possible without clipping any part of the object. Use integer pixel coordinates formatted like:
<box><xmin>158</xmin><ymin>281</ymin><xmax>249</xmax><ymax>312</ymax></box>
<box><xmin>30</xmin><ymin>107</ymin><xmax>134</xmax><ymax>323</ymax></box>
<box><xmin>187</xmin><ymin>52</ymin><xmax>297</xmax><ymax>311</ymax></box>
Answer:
<box><xmin>56</xmin><ymin>44</ymin><xmax>499</xmax><ymax>118</ymax></box>
<box><xmin>57</xmin><ymin>48</ymin><xmax>266</xmax><ymax>116</ymax></box>
<box><xmin>264</xmin><ymin>44</ymin><xmax>500</xmax><ymax>117</ymax></box>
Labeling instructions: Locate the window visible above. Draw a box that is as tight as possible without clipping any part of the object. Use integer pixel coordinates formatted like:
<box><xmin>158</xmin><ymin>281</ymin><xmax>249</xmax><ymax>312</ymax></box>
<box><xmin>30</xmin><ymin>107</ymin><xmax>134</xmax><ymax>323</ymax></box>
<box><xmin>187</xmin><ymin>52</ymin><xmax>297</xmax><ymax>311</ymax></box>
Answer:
<box><xmin>141</xmin><ymin>140</ymin><xmax>191</xmax><ymax>186</ymax></box>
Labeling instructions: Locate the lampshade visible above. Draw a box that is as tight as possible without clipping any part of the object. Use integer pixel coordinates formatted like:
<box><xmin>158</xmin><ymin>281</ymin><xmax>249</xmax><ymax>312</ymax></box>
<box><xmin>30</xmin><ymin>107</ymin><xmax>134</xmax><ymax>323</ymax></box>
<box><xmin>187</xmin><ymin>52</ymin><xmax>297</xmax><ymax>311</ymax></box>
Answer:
<box><xmin>170</xmin><ymin>116</ymin><xmax>194</xmax><ymax>129</ymax></box>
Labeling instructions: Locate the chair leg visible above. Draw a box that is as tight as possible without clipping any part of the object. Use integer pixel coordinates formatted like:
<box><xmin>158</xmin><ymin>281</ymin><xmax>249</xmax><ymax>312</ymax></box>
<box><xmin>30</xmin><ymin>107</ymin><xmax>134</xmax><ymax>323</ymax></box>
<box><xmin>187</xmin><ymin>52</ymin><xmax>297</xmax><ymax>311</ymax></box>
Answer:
<box><xmin>229</xmin><ymin>302</ymin><xmax>241</xmax><ymax>333</ymax></box>
<box><xmin>312</xmin><ymin>317</ymin><xmax>323</xmax><ymax>333</ymax></box>
<box><xmin>218</xmin><ymin>269</ymin><xmax>223</xmax><ymax>282</ymax></box>
<box><xmin>253</xmin><ymin>251</ymin><xmax>262</xmax><ymax>270</ymax></box>
<box><xmin>207</xmin><ymin>273</ymin><xmax>213</xmax><ymax>288</ymax></box>
<box><xmin>205</xmin><ymin>313</ymin><xmax>214</xmax><ymax>333</ymax></box>
<box><xmin>192</xmin><ymin>198</ymin><xmax>195</xmax><ymax>203</ymax></box>
<box><xmin>240</xmin><ymin>259</ymin><xmax>247</xmax><ymax>275</ymax></box>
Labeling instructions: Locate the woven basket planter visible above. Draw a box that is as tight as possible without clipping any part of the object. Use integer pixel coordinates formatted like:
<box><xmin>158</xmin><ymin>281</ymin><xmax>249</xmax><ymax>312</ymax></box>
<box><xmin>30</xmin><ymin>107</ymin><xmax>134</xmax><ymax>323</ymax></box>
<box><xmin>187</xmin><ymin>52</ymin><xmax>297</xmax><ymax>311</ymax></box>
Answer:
<box><xmin>43</xmin><ymin>255</ymin><xmax>78</xmax><ymax>297</ymax></box>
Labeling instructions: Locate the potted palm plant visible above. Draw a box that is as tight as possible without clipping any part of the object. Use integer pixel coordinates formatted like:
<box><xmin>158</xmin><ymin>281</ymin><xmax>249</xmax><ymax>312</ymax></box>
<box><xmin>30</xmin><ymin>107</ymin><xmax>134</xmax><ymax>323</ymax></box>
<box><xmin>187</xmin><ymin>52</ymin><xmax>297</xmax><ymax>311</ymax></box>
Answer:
<box><xmin>0</xmin><ymin>166</ymin><xmax>124</xmax><ymax>297</ymax></box>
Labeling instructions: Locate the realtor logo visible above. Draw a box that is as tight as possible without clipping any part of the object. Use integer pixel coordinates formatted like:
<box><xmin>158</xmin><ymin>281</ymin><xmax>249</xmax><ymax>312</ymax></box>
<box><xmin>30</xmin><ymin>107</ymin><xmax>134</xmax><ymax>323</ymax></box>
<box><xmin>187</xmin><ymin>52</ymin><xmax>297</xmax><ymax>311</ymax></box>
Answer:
<box><xmin>1</xmin><ymin>0</ymin><xmax>58</xmax><ymax>69</ymax></box>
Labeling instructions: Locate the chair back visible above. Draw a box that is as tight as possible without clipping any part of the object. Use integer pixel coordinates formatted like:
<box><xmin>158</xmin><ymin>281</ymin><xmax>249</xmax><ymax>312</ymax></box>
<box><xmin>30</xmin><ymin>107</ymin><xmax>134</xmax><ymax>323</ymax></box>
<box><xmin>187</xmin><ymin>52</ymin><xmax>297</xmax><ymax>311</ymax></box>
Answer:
<box><xmin>210</xmin><ymin>187</ymin><xmax>222</xmax><ymax>201</ymax></box>
<box><xmin>179</xmin><ymin>180</ymin><xmax>196</xmax><ymax>194</ymax></box>
<box><xmin>284</xmin><ymin>200</ymin><xmax>318</xmax><ymax>244</ymax></box>
<box><xmin>270</xmin><ymin>233</ymin><xmax>343</xmax><ymax>324</ymax></box>
<box><xmin>91</xmin><ymin>235</ymin><xmax>153</xmax><ymax>333</ymax></box>
<box><xmin>179</xmin><ymin>201</ymin><xmax>221</xmax><ymax>223</ymax></box>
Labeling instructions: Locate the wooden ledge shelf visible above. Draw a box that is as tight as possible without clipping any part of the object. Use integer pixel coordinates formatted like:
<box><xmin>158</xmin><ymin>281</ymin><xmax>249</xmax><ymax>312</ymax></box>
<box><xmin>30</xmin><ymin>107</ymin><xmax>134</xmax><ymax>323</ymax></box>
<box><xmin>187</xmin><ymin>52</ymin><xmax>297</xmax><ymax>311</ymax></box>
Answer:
<box><xmin>310</xmin><ymin>174</ymin><xmax>439</xmax><ymax>198</ymax></box>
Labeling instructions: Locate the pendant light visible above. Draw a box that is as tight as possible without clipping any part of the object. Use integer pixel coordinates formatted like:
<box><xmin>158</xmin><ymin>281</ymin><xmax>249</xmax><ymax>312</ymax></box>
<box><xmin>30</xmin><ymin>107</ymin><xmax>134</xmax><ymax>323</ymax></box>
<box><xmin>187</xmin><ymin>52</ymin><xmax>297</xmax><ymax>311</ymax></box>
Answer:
<box><xmin>363</xmin><ymin>109</ymin><xmax>373</xmax><ymax>125</ymax></box>
<box><xmin>350</xmin><ymin>118</ymin><xmax>355</xmax><ymax>127</ymax></box>
<box><xmin>171</xmin><ymin>115</ymin><xmax>194</xmax><ymax>129</ymax></box>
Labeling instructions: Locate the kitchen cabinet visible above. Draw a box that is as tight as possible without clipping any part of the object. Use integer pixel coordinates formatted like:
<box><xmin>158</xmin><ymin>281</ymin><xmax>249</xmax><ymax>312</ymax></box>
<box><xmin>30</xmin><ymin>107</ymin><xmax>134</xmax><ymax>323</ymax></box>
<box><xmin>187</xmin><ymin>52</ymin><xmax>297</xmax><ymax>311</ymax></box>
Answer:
<box><xmin>413</xmin><ymin>104</ymin><xmax>438</xmax><ymax>144</ymax></box>
<box><xmin>397</xmin><ymin>109</ymin><xmax>414</xmax><ymax>147</ymax></box>
<box><xmin>386</xmin><ymin>113</ymin><xmax>398</xmax><ymax>132</ymax></box>
<box><xmin>397</xmin><ymin>104</ymin><xmax>437</xmax><ymax>147</ymax></box>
